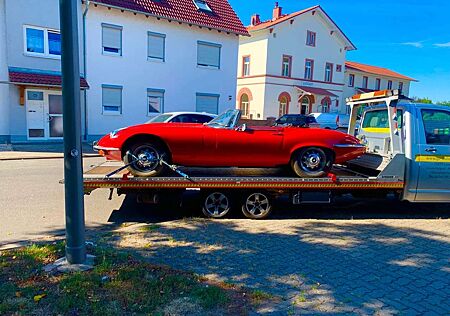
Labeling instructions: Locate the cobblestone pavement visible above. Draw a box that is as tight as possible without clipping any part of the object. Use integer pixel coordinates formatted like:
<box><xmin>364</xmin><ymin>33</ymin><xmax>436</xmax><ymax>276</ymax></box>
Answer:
<box><xmin>113</xmin><ymin>211</ymin><xmax>450</xmax><ymax>315</ymax></box>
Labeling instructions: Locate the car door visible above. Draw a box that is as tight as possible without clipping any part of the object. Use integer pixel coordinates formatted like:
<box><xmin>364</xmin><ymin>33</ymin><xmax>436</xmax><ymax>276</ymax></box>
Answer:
<box><xmin>207</xmin><ymin>126</ymin><xmax>286</xmax><ymax>167</ymax></box>
<box><xmin>415</xmin><ymin>108</ymin><xmax>450</xmax><ymax>202</ymax></box>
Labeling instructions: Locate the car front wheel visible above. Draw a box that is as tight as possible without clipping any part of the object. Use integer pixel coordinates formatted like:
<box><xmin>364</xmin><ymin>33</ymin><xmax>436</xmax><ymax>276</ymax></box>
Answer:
<box><xmin>123</xmin><ymin>142</ymin><xmax>168</xmax><ymax>177</ymax></box>
<box><xmin>291</xmin><ymin>147</ymin><xmax>333</xmax><ymax>178</ymax></box>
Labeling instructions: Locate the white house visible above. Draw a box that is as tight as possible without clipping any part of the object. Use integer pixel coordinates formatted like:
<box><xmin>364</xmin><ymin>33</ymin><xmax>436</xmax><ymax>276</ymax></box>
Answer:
<box><xmin>344</xmin><ymin>61</ymin><xmax>416</xmax><ymax>111</ymax></box>
<box><xmin>0</xmin><ymin>0</ymin><xmax>247</xmax><ymax>143</ymax></box>
<box><xmin>236</xmin><ymin>4</ymin><xmax>356</xmax><ymax>119</ymax></box>
<box><xmin>84</xmin><ymin>0</ymin><xmax>247</xmax><ymax>140</ymax></box>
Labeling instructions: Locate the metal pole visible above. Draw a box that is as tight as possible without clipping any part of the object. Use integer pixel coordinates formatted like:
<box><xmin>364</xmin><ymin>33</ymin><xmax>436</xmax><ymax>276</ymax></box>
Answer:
<box><xmin>59</xmin><ymin>0</ymin><xmax>86</xmax><ymax>264</ymax></box>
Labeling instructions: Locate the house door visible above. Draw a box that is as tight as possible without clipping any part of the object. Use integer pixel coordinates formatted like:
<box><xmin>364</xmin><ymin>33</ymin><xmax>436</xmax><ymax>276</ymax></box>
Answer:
<box><xmin>26</xmin><ymin>90</ymin><xmax>63</xmax><ymax>140</ymax></box>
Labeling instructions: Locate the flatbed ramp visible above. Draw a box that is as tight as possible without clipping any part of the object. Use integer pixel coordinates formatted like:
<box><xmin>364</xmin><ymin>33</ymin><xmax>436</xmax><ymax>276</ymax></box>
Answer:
<box><xmin>83</xmin><ymin>161</ymin><xmax>404</xmax><ymax>192</ymax></box>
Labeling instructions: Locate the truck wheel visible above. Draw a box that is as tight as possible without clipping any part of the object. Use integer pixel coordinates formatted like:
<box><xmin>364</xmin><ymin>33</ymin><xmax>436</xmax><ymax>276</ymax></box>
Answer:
<box><xmin>291</xmin><ymin>147</ymin><xmax>332</xmax><ymax>178</ymax></box>
<box><xmin>202</xmin><ymin>192</ymin><xmax>232</xmax><ymax>219</ymax></box>
<box><xmin>124</xmin><ymin>142</ymin><xmax>168</xmax><ymax>177</ymax></box>
<box><xmin>241</xmin><ymin>192</ymin><xmax>272</xmax><ymax>219</ymax></box>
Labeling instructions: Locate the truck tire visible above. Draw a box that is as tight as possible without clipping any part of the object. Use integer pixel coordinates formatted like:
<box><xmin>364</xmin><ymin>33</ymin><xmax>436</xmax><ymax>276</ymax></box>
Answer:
<box><xmin>291</xmin><ymin>147</ymin><xmax>333</xmax><ymax>178</ymax></box>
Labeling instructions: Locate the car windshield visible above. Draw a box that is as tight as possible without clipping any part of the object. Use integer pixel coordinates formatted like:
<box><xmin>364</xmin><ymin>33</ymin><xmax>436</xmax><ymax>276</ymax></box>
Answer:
<box><xmin>146</xmin><ymin>114</ymin><xmax>172</xmax><ymax>123</ymax></box>
<box><xmin>206</xmin><ymin>109</ymin><xmax>241</xmax><ymax>129</ymax></box>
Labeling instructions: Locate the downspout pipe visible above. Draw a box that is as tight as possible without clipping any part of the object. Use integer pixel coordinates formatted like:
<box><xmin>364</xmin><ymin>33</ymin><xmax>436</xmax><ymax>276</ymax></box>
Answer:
<box><xmin>82</xmin><ymin>0</ymin><xmax>89</xmax><ymax>142</ymax></box>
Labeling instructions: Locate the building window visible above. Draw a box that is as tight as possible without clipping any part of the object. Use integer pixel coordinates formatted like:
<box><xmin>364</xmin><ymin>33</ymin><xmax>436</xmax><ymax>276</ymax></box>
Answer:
<box><xmin>388</xmin><ymin>80</ymin><xmax>393</xmax><ymax>90</ymax></box>
<box><xmin>102</xmin><ymin>23</ymin><xmax>122</xmax><ymax>56</ymax></box>
<box><xmin>193</xmin><ymin>0</ymin><xmax>212</xmax><ymax>12</ymax></box>
<box><xmin>306</xmin><ymin>30</ymin><xmax>316</xmax><ymax>47</ymax></box>
<box><xmin>24</xmin><ymin>26</ymin><xmax>61</xmax><ymax>57</ymax></box>
<box><xmin>304</xmin><ymin>59</ymin><xmax>314</xmax><ymax>80</ymax></box>
<box><xmin>375</xmin><ymin>78</ymin><xmax>381</xmax><ymax>90</ymax></box>
<box><xmin>349</xmin><ymin>74</ymin><xmax>355</xmax><ymax>87</ymax></box>
<box><xmin>242</xmin><ymin>56</ymin><xmax>250</xmax><ymax>76</ymax></box>
<box><xmin>399</xmin><ymin>82</ymin><xmax>404</xmax><ymax>91</ymax></box>
<box><xmin>196</xmin><ymin>93</ymin><xmax>219</xmax><ymax>114</ymax></box>
<box><xmin>300</xmin><ymin>96</ymin><xmax>310</xmax><ymax>115</ymax></box>
<box><xmin>102</xmin><ymin>85</ymin><xmax>122</xmax><ymax>115</ymax></box>
<box><xmin>279</xmin><ymin>96</ymin><xmax>288</xmax><ymax>117</ymax></box>
<box><xmin>147</xmin><ymin>89</ymin><xmax>165</xmax><ymax>114</ymax></box>
<box><xmin>325</xmin><ymin>63</ymin><xmax>333</xmax><ymax>82</ymax></box>
<box><xmin>240</xmin><ymin>94</ymin><xmax>250</xmax><ymax>118</ymax></box>
<box><xmin>148</xmin><ymin>32</ymin><xmax>165</xmax><ymax>61</ymax></box>
<box><xmin>197</xmin><ymin>41</ymin><xmax>221</xmax><ymax>69</ymax></box>
<box><xmin>362</xmin><ymin>76</ymin><xmax>368</xmax><ymax>89</ymax></box>
<box><xmin>336</xmin><ymin>64</ymin><xmax>342</xmax><ymax>72</ymax></box>
<box><xmin>282</xmin><ymin>55</ymin><xmax>292</xmax><ymax>77</ymax></box>
<box><xmin>320</xmin><ymin>98</ymin><xmax>331</xmax><ymax>113</ymax></box>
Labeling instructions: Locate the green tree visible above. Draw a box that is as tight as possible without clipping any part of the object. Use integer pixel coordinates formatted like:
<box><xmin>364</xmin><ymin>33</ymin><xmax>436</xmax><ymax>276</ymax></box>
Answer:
<box><xmin>437</xmin><ymin>101</ymin><xmax>450</xmax><ymax>107</ymax></box>
<box><xmin>413</xmin><ymin>97</ymin><xmax>433</xmax><ymax>104</ymax></box>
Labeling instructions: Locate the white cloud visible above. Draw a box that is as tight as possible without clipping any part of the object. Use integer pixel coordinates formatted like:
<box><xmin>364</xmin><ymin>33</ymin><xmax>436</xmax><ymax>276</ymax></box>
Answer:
<box><xmin>434</xmin><ymin>42</ymin><xmax>450</xmax><ymax>48</ymax></box>
<box><xmin>401</xmin><ymin>41</ymin><xmax>424</xmax><ymax>48</ymax></box>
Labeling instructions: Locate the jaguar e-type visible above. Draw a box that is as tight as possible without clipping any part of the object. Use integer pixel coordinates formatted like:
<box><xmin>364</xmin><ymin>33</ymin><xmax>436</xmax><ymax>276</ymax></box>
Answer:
<box><xmin>94</xmin><ymin>110</ymin><xmax>365</xmax><ymax>177</ymax></box>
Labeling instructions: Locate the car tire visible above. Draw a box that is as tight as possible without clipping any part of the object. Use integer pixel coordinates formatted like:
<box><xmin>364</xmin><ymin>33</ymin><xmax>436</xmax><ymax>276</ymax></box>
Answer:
<box><xmin>291</xmin><ymin>147</ymin><xmax>333</xmax><ymax>178</ymax></box>
<box><xmin>241</xmin><ymin>192</ymin><xmax>273</xmax><ymax>219</ymax></box>
<box><xmin>123</xmin><ymin>142</ymin><xmax>168</xmax><ymax>177</ymax></box>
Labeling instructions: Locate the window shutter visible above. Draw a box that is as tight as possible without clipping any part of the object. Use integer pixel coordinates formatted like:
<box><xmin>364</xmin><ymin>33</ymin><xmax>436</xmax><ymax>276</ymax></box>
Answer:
<box><xmin>197</xmin><ymin>42</ymin><xmax>220</xmax><ymax>68</ymax></box>
<box><xmin>196</xmin><ymin>94</ymin><xmax>219</xmax><ymax>114</ymax></box>
<box><xmin>103</xmin><ymin>87</ymin><xmax>122</xmax><ymax>112</ymax></box>
<box><xmin>148</xmin><ymin>33</ymin><xmax>165</xmax><ymax>60</ymax></box>
<box><xmin>102</xmin><ymin>26</ymin><xmax>121</xmax><ymax>50</ymax></box>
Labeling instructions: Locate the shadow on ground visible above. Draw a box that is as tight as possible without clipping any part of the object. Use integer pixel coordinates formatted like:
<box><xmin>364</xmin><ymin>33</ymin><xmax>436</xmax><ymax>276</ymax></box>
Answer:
<box><xmin>10</xmin><ymin>142</ymin><xmax>97</xmax><ymax>154</ymax></box>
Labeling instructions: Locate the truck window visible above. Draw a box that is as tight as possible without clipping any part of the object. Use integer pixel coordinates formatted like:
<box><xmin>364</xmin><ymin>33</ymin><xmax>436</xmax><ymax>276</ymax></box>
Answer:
<box><xmin>362</xmin><ymin>109</ymin><xmax>403</xmax><ymax>129</ymax></box>
<box><xmin>421</xmin><ymin>109</ymin><xmax>450</xmax><ymax>145</ymax></box>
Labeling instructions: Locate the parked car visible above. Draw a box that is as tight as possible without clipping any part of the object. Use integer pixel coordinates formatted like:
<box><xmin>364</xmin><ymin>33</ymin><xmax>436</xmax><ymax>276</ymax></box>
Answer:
<box><xmin>94</xmin><ymin>109</ymin><xmax>366</xmax><ymax>178</ymax></box>
<box><xmin>309</xmin><ymin>113</ymin><xmax>350</xmax><ymax>130</ymax></box>
<box><xmin>274</xmin><ymin>114</ymin><xmax>320</xmax><ymax>128</ymax></box>
<box><xmin>147</xmin><ymin>112</ymin><xmax>216</xmax><ymax>124</ymax></box>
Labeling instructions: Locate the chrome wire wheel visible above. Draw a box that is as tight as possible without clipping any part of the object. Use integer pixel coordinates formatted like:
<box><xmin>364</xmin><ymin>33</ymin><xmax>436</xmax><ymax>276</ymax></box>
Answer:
<box><xmin>202</xmin><ymin>192</ymin><xmax>231</xmax><ymax>219</ymax></box>
<box><xmin>131</xmin><ymin>144</ymin><xmax>161</xmax><ymax>173</ymax></box>
<box><xmin>242</xmin><ymin>192</ymin><xmax>272</xmax><ymax>219</ymax></box>
<box><xmin>299</xmin><ymin>148</ymin><xmax>327</xmax><ymax>173</ymax></box>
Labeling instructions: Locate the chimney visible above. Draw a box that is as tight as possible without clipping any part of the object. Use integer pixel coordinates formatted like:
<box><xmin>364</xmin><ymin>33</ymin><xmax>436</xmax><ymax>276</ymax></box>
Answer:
<box><xmin>273</xmin><ymin>2</ymin><xmax>282</xmax><ymax>20</ymax></box>
<box><xmin>251</xmin><ymin>14</ymin><xmax>261</xmax><ymax>26</ymax></box>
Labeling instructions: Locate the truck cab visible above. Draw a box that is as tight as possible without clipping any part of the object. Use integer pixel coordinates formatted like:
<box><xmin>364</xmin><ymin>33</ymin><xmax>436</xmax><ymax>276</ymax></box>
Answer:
<box><xmin>347</xmin><ymin>90</ymin><xmax>450</xmax><ymax>203</ymax></box>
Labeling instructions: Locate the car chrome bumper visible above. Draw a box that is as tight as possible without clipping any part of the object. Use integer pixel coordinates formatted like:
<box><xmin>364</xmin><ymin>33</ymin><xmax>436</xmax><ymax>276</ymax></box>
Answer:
<box><xmin>334</xmin><ymin>144</ymin><xmax>366</xmax><ymax>148</ymax></box>
<box><xmin>93</xmin><ymin>145</ymin><xmax>120</xmax><ymax>151</ymax></box>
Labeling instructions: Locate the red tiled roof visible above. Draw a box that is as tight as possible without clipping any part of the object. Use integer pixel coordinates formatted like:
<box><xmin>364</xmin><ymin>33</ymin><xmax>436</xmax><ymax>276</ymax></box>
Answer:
<box><xmin>296</xmin><ymin>86</ymin><xmax>337</xmax><ymax>97</ymax></box>
<box><xmin>90</xmin><ymin>0</ymin><xmax>249</xmax><ymax>36</ymax></box>
<box><xmin>9</xmin><ymin>71</ymin><xmax>89</xmax><ymax>89</ymax></box>
<box><xmin>345</xmin><ymin>61</ymin><xmax>417</xmax><ymax>82</ymax></box>
<box><xmin>247</xmin><ymin>5</ymin><xmax>355</xmax><ymax>50</ymax></box>
<box><xmin>247</xmin><ymin>5</ymin><xmax>319</xmax><ymax>32</ymax></box>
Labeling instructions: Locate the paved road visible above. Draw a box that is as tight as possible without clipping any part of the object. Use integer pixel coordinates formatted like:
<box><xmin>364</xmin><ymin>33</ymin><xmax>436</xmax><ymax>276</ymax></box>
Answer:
<box><xmin>0</xmin><ymin>157</ymin><xmax>123</xmax><ymax>247</ymax></box>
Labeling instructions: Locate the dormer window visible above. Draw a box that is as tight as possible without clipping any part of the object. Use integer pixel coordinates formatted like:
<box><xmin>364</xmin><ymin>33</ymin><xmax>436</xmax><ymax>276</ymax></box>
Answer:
<box><xmin>193</xmin><ymin>0</ymin><xmax>212</xmax><ymax>12</ymax></box>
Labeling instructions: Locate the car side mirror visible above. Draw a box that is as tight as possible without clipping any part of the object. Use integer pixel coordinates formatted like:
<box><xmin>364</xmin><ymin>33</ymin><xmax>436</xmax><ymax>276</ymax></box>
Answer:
<box><xmin>236</xmin><ymin>123</ymin><xmax>247</xmax><ymax>132</ymax></box>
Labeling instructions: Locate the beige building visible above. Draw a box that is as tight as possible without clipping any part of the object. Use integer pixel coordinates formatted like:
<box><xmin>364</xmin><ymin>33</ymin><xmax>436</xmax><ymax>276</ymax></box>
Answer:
<box><xmin>236</xmin><ymin>4</ymin><xmax>356</xmax><ymax>119</ymax></box>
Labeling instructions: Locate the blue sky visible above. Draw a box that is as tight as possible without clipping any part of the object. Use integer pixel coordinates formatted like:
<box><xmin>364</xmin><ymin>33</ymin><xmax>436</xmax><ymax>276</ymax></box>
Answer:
<box><xmin>228</xmin><ymin>0</ymin><xmax>450</xmax><ymax>102</ymax></box>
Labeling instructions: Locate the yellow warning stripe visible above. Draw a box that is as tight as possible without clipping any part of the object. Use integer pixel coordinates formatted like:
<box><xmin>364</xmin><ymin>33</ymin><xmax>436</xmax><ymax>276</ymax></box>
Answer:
<box><xmin>415</xmin><ymin>155</ymin><xmax>450</xmax><ymax>163</ymax></box>
<box><xmin>84</xmin><ymin>181</ymin><xmax>404</xmax><ymax>190</ymax></box>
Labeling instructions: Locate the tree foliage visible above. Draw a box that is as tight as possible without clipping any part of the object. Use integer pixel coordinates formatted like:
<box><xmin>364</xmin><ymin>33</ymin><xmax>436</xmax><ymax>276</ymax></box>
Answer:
<box><xmin>437</xmin><ymin>101</ymin><xmax>450</xmax><ymax>107</ymax></box>
<box><xmin>413</xmin><ymin>97</ymin><xmax>433</xmax><ymax>104</ymax></box>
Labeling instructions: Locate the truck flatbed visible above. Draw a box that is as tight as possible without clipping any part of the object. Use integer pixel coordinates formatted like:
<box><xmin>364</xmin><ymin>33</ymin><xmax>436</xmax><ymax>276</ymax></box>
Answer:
<box><xmin>83</xmin><ymin>161</ymin><xmax>404</xmax><ymax>192</ymax></box>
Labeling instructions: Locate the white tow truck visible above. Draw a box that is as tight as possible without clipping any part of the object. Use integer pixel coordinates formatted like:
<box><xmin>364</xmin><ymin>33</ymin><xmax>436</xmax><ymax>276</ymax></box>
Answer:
<box><xmin>83</xmin><ymin>90</ymin><xmax>450</xmax><ymax>219</ymax></box>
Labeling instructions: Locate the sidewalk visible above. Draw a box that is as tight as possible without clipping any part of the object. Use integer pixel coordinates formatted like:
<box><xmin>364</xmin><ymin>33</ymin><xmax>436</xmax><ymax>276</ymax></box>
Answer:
<box><xmin>0</xmin><ymin>143</ymin><xmax>100</xmax><ymax>160</ymax></box>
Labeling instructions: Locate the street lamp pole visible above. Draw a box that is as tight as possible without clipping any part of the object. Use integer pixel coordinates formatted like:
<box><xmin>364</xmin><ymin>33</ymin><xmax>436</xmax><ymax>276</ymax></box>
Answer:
<box><xmin>59</xmin><ymin>0</ymin><xmax>86</xmax><ymax>264</ymax></box>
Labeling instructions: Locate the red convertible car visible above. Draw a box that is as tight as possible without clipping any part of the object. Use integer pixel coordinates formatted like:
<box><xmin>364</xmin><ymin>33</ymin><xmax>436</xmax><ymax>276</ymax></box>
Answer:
<box><xmin>94</xmin><ymin>110</ymin><xmax>365</xmax><ymax>178</ymax></box>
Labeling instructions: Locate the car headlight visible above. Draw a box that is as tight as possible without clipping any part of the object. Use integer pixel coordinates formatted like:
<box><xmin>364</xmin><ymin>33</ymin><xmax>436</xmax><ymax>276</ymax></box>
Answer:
<box><xmin>110</xmin><ymin>128</ymin><xmax>125</xmax><ymax>138</ymax></box>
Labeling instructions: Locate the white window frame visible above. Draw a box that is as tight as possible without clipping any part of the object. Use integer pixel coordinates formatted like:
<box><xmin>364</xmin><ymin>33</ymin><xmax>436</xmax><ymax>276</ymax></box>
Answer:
<box><xmin>282</xmin><ymin>55</ymin><xmax>292</xmax><ymax>77</ymax></box>
<box><xmin>242</xmin><ymin>56</ymin><xmax>250</xmax><ymax>76</ymax></box>
<box><xmin>147</xmin><ymin>31</ymin><xmax>166</xmax><ymax>62</ymax></box>
<box><xmin>102</xmin><ymin>85</ymin><xmax>123</xmax><ymax>116</ymax></box>
<box><xmin>23</xmin><ymin>25</ymin><xmax>61</xmax><ymax>59</ymax></box>
<box><xmin>325</xmin><ymin>63</ymin><xmax>333</xmax><ymax>82</ymax></box>
<box><xmin>102</xmin><ymin>23</ymin><xmax>123</xmax><ymax>57</ymax></box>
<box><xmin>147</xmin><ymin>88</ymin><xmax>165</xmax><ymax>115</ymax></box>
<box><xmin>193</xmin><ymin>0</ymin><xmax>212</xmax><ymax>12</ymax></box>
<box><xmin>197</xmin><ymin>41</ymin><xmax>221</xmax><ymax>69</ymax></box>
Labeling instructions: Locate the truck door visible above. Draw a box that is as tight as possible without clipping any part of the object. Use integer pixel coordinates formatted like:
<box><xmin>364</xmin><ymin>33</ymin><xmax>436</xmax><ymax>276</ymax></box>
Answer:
<box><xmin>415</xmin><ymin>108</ymin><xmax>450</xmax><ymax>202</ymax></box>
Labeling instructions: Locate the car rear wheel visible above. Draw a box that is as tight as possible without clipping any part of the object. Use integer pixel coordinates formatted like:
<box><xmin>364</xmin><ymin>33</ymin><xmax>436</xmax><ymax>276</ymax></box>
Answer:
<box><xmin>291</xmin><ymin>147</ymin><xmax>333</xmax><ymax>178</ymax></box>
<box><xmin>123</xmin><ymin>142</ymin><xmax>168</xmax><ymax>177</ymax></box>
